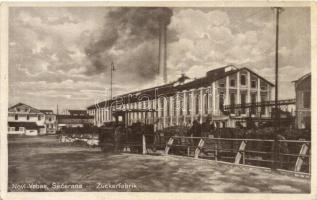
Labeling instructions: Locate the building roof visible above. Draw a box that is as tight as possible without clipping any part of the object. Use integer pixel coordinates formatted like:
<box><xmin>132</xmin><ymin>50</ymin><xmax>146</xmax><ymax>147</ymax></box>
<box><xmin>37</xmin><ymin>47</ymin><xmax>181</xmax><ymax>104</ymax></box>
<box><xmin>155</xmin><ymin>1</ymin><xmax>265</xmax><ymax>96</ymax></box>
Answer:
<box><xmin>40</xmin><ymin>110</ymin><xmax>54</xmax><ymax>114</ymax></box>
<box><xmin>9</xmin><ymin>103</ymin><xmax>43</xmax><ymax>114</ymax></box>
<box><xmin>57</xmin><ymin>115</ymin><xmax>94</xmax><ymax>120</ymax></box>
<box><xmin>87</xmin><ymin>65</ymin><xmax>275</xmax><ymax>110</ymax></box>
<box><xmin>8</xmin><ymin>122</ymin><xmax>41</xmax><ymax>129</ymax></box>
<box><xmin>293</xmin><ymin>73</ymin><xmax>311</xmax><ymax>84</ymax></box>
<box><xmin>68</xmin><ymin>110</ymin><xmax>87</xmax><ymax>115</ymax></box>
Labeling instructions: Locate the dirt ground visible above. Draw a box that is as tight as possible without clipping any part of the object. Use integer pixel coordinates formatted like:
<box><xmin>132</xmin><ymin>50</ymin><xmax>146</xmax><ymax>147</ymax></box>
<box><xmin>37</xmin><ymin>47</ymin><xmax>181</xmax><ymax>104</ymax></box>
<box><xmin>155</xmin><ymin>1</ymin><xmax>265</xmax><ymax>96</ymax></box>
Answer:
<box><xmin>8</xmin><ymin>135</ymin><xmax>310</xmax><ymax>192</ymax></box>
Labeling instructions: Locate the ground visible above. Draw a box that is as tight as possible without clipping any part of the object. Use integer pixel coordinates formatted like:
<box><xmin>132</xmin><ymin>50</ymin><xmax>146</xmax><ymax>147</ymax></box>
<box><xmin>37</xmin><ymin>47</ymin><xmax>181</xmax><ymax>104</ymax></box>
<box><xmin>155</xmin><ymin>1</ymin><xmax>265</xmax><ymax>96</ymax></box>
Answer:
<box><xmin>8</xmin><ymin>135</ymin><xmax>310</xmax><ymax>192</ymax></box>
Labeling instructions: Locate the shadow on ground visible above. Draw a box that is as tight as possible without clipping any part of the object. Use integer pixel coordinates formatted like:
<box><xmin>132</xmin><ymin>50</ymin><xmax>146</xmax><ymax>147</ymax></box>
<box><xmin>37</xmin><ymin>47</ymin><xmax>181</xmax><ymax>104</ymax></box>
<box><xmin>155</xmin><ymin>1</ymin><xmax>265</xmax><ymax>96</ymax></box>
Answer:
<box><xmin>8</xmin><ymin>136</ymin><xmax>310</xmax><ymax>192</ymax></box>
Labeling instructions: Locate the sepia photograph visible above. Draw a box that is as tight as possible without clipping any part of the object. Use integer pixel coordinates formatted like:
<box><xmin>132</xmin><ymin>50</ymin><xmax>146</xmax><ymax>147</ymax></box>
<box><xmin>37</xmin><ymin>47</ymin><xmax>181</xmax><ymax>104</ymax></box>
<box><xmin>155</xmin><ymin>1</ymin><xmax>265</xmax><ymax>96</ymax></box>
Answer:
<box><xmin>0</xmin><ymin>2</ymin><xmax>315</xmax><ymax>199</ymax></box>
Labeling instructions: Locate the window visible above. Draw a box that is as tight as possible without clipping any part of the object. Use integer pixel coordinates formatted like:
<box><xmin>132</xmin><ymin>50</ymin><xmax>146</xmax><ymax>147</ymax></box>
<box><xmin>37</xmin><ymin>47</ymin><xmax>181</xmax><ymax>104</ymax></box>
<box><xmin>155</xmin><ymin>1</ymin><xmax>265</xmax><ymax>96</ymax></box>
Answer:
<box><xmin>49</xmin><ymin>117</ymin><xmax>52</xmax><ymax>122</ymax></box>
<box><xmin>17</xmin><ymin>108</ymin><xmax>20</xmax><ymax>112</ymax></box>
<box><xmin>303</xmin><ymin>91</ymin><xmax>311</xmax><ymax>108</ymax></box>
<box><xmin>230</xmin><ymin>79</ymin><xmax>236</xmax><ymax>87</ymax></box>
<box><xmin>219</xmin><ymin>83</ymin><xmax>225</xmax><ymax>88</ymax></box>
<box><xmin>118</xmin><ymin>116</ymin><xmax>123</xmax><ymax>122</ymax></box>
<box><xmin>204</xmin><ymin>94</ymin><xmax>208</xmax><ymax>114</ymax></box>
<box><xmin>241</xmin><ymin>93</ymin><xmax>246</xmax><ymax>114</ymax></box>
<box><xmin>27</xmin><ymin>115</ymin><xmax>30</xmax><ymax>120</ymax></box>
<box><xmin>251</xmin><ymin>93</ymin><xmax>257</xmax><ymax>114</ymax></box>
<box><xmin>150</xmin><ymin>100</ymin><xmax>154</xmax><ymax>110</ymax></box>
<box><xmin>179</xmin><ymin>95</ymin><xmax>183</xmax><ymax>116</ymax></box>
<box><xmin>173</xmin><ymin>96</ymin><xmax>177</xmax><ymax>116</ymax></box>
<box><xmin>15</xmin><ymin>115</ymin><xmax>18</xmax><ymax>120</ymax></box>
<box><xmin>144</xmin><ymin>101</ymin><xmax>148</xmax><ymax>109</ymax></box>
<box><xmin>251</xmin><ymin>80</ymin><xmax>257</xmax><ymax>88</ymax></box>
<box><xmin>219</xmin><ymin>92</ymin><xmax>224</xmax><ymax>111</ymax></box>
<box><xmin>187</xmin><ymin>93</ymin><xmax>191</xmax><ymax>115</ymax></box>
<box><xmin>261</xmin><ymin>95</ymin><xmax>266</xmax><ymax>115</ymax></box>
<box><xmin>195</xmin><ymin>94</ymin><xmax>200</xmax><ymax>114</ymax></box>
<box><xmin>19</xmin><ymin>127</ymin><xmax>24</xmax><ymax>132</ymax></box>
<box><xmin>261</xmin><ymin>82</ymin><xmax>267</xmax><ymax>90</ymax></box>
<box><xmin>241</xmin><ymin>74</ymin><xmax>246</xmax><ymax>85</ymax></box>
<box><xmin>166</xmin><ymin>98</ymin><xmax>170</xmax><ymax>117</ymax></box>
<box><xmin>38</xmin><ymin>115</ymin><xmax>41</xmax><ymax>121</ymax></box>
<box><xmin>230</xmin><ymin>93</ymin><xmax>235</xmax><ymax>113</ymax></box>
<box><xmin>160</xmin><ymin>98</ymin><xmax>164</xmax><ymax>117</ymax></box>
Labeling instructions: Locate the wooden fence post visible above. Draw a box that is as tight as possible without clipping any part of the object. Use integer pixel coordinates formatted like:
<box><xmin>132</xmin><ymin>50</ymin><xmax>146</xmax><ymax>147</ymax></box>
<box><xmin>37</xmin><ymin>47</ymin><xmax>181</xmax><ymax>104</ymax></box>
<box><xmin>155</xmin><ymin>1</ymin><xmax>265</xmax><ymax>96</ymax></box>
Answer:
<box><xmin>235</xmin><ymin>140</ymin><xmax>247</xmax><ymax>164</ymax></box>
<box><xmin>194</xmin><ymin>139</ymin><xmax>205</xmax><ymax>159</ymax></box>
<box><xmin>215</xmin><ymin>140</ymin><xmax>218</xmax><ymax>161</ymax></box>
<box><xmin>165</xmin><ymin>137</ymin><xmax>174</xmax><ymax>155</ymax></box>
<box><xmin>142</xmin><ymin>134</ymin><xmax>147</xmax><ymax>155</ymax></box>
<box><xmin>295</xmin><ymin>143</ymin><xmax>309</xmax><ymax>172</ymax></box>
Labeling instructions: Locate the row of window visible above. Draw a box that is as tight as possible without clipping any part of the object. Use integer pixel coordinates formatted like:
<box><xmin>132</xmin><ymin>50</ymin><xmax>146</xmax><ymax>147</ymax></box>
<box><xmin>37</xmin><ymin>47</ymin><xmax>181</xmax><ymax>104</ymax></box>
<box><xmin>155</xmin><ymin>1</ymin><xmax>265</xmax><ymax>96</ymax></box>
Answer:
<box><xmin>16</xmin><ymin>108</ymin><xmax>29</xmax><ymax>112</ymax></box>
<box><xmin>8</xmin><ymin>127</ymin><xmax>24</xmax><ymax>132</ymax></box>
<box><xmin>220</xmin><ymin>75</ymin><xmax>267</xmax><ymax>90</ymax></box>
<box><xmin>46</xmin><ymin>124</ymin><xmax>55</xmax><ymax>129</ymax></box>
<box><xmin>226</xmin><ymin>93</ymin><xmax>267</xmax><ymax>115</ymax></box>
<box><xmin>14</xmin><ymin>115</ymin><xmax>42</xmax><ymax>121</ymax></box>
<box><xmin>94</xmin><ymin>91</ymin><xmax>269</xmax><ymax>123</ymax></box>
<box><xmin>94</xmin><ymin>93</ymin><xmax>212</xmax><ymax>123</ymax></box>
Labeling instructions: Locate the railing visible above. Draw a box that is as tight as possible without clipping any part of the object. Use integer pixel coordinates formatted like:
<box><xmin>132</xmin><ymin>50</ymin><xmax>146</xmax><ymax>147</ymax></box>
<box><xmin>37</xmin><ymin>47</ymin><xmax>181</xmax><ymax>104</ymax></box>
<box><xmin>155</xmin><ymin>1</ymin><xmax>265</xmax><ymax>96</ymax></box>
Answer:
<box><xmin>59</xmin><ymin>128</ymin><xmax>311</xmax><ymax>174</ymax></box>
<box><xmin>223</xmin><ymin>99</ymin><xmax>295</xmax><ymax>110</ymax></box>
<box><xmin>163</xmin><ymin>136</ymin><xmax>311</xmax><ymax>174</ymax></box>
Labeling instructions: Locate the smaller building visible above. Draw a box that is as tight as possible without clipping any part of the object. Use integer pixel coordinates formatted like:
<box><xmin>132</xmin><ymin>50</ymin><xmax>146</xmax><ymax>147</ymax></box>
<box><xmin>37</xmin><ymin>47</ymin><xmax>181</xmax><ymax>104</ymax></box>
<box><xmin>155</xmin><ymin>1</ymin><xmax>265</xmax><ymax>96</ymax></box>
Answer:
<box><xmin>293</xmin><ymin>73</ymin><xmax>311</xmax><ymax>129</ymax></box>
<box><xmin>8</xmin><ymin>122</ymin><xmax>40</xmax><ymax>136</ymax></box>
<box><xmin>8</xmin><ymin>103</ymin><xmax>46</xmax><ymax>135</ymax></box>
<box><xmin>40</xmin><ymin>110</ymin><xmax>57</xmax><ymax>134</ymax></box>
<box><xmin>57</xmin><ymin>110</ymin><xmax>94</xmax><ymax>130</ymax></box>
<box><xmin>64</xmin><ymin>109</ymin><xmax>88</xmax><ymax>116</ymax></box>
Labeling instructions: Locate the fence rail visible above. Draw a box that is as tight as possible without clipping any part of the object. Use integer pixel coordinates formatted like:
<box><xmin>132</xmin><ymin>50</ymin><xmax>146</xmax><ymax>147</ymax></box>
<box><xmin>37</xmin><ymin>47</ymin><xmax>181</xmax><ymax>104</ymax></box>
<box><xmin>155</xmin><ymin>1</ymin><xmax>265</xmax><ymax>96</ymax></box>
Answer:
<box><xmin>59</xmin><ymin>131</ymin><xmax>311</xmax><ymax>175</ymax></box>
<box><xmin>162</xmin><ymin>136</ymin><xmax>311</xmax><ymax>174</ymax></box>
<box><xmin>223</xmin><ymin>98</ymin><xmax>295</xmax><ymax>110</ymax></box>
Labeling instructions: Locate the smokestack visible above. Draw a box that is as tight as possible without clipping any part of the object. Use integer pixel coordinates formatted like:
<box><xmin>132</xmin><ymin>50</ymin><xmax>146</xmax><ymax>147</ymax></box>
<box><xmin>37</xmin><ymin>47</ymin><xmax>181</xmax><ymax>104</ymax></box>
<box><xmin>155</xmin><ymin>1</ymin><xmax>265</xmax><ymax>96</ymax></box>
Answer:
<box><xmin>158</xmin><ymin>19</ymin><xmax>167</xmax><ymax>84</ymax></box>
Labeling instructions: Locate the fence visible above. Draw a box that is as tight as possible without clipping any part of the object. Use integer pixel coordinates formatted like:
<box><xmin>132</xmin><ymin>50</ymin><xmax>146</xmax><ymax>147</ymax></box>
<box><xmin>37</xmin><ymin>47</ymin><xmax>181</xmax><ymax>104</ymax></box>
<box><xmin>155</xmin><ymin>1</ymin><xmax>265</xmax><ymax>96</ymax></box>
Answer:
<box><xmin>162</xmin><ymin>136</ymin><xmax>311</xmax><ymax>174</ymax></box>
<box><xmin>59</xmin><ymin>127</ymin><xmax>311</xmax><ymax>174</ymax></box>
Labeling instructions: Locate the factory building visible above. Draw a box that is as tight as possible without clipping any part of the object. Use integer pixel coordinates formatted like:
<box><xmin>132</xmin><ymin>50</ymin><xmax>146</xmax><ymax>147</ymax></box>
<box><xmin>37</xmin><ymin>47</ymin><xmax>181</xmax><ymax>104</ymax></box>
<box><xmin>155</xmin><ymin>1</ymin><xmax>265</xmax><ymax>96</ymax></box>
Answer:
<box><xmin>293</xmin><ymin>73</ymin><xmax>311</xmax><ymax>129</ymax></box>
<box><xmin>87</xmin><ymin>65</ymin><xmax>274</xmax><ymax>128</ymax></box>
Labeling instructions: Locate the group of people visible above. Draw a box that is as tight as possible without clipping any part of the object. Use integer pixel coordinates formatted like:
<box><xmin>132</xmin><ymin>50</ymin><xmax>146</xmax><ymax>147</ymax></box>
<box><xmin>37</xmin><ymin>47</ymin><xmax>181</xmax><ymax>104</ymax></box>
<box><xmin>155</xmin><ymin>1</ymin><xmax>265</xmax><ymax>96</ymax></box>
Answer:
<box><xmin>188</xmin><ymin>118</ymin><xmax>215</xmax><ymax>138</ymax></box>
<box><xmin>112</xmin><ymin>117</ymin><xmax>218</xmax><ymax>152</ymax></box>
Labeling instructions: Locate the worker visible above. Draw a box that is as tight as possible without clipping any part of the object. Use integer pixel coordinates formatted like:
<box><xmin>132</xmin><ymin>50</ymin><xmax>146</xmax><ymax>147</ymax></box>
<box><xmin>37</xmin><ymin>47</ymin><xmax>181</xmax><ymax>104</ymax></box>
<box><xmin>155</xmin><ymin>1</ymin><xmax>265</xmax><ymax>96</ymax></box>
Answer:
<box><xmin>190</xmin><ymin>119</ymin><xmax>201</xmax><ymax>145</ymax></box>
<box><xmin>114</xmin><ymin>124</ymin><xmax>124</xmax><ymax>153</ymax></box>
<box><xmin>201</xmin><ymin>117</ymin><xmax>212</xmax><ymax>138</ymax></box>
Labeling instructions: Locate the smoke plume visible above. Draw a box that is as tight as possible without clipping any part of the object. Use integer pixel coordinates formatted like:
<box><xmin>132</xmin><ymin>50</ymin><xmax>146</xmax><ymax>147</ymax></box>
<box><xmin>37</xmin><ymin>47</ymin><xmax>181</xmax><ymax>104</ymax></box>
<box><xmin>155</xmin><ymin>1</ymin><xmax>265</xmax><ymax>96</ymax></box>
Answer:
<box><xmin>85</xmin><ymin>7</ymin><xmax>174</xmax><ymax>84</ymax></box>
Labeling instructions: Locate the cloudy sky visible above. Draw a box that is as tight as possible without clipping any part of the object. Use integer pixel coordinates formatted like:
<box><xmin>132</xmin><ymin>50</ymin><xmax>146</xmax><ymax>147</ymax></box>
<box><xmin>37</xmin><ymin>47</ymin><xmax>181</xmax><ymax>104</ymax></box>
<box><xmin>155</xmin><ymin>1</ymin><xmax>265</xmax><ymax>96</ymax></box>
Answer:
<box><xmin>9</xmin><ymin>7</ymin><xmax>310</xmax><ymax>111</ymax></box>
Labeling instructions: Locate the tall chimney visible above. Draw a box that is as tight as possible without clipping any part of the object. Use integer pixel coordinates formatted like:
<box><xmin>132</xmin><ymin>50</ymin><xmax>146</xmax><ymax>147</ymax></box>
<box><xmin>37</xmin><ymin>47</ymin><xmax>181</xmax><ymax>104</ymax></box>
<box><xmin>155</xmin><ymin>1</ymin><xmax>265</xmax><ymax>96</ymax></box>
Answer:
<box><xmin>158</xmin><ymin>19</ymin><xmax>167</xmax><ymax>84</ymax></box>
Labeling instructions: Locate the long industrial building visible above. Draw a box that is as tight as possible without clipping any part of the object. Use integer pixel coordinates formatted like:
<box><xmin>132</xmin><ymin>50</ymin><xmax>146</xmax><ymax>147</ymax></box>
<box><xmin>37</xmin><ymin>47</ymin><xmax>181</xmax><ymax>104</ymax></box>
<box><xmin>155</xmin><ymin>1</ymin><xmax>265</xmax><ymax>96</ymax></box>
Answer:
<box><xmin>87</xmin><ymin>65</ymin><xmax>274</xmax><ymax>128</ymax></box>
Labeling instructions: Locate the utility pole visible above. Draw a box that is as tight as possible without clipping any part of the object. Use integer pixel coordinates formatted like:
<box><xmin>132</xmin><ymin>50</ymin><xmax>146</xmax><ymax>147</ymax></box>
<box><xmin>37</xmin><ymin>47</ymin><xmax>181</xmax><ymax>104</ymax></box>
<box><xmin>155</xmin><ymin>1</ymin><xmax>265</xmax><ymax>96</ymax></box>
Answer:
<box><xmin>110</xmin><ymin>61</ymin><xmax>115</xmax><ymax>100</ymax></box>
<box><xmin>56</xmin><ymin>104</ymin><xmax>59</xmax><ymax>131</ymax></box>
<box><xmin>272</xmin><ymin>7</ymin><xmax>284</xmax><ymax>170</ymax></box>
<box><xmin>274</xmin><ymin>7</ymin><xmax>283</xmax><ymax>129</ymax></box>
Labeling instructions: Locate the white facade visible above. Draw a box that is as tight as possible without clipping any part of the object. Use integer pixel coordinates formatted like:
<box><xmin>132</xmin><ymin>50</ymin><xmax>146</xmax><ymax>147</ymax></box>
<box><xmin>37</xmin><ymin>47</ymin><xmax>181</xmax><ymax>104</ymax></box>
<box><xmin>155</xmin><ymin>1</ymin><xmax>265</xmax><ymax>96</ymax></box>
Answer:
<box><xmin>88</xmin><ymin>66</ymin><xmax>274</xmax><ymax>128</ymax></box>
<box><xmin>8</xmin><ymin>103</ymin><xmax>46</xmax><ymax>135</ymax></box>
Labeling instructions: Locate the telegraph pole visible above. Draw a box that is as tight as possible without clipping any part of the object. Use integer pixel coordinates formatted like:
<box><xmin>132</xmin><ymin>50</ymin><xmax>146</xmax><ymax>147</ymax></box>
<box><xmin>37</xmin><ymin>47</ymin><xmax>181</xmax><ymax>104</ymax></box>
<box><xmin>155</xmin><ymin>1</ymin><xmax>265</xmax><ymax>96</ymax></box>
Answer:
<box><xmin>110</xmin><ymin>62</ymin><xmax>115</xmax><ymax>100</ymax></box>
<box><xmin>272</xmin><ymin>7</ymin><xmax>284</xmax><ymax>170</ymax></box>
<box><xmin>274</xmin><ymin>7</ymin><xmax>283</xmax><ymax>129</ymax></box>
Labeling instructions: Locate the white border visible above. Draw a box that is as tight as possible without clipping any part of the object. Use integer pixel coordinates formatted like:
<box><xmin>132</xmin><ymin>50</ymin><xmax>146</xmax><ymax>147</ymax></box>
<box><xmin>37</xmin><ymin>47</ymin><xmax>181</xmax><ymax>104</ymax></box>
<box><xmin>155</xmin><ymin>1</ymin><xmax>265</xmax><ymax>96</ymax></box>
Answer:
<box><xmin>0</xmin><ymin>1</ymin><xmax>316</xmax><ymax>200</ymax></box>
